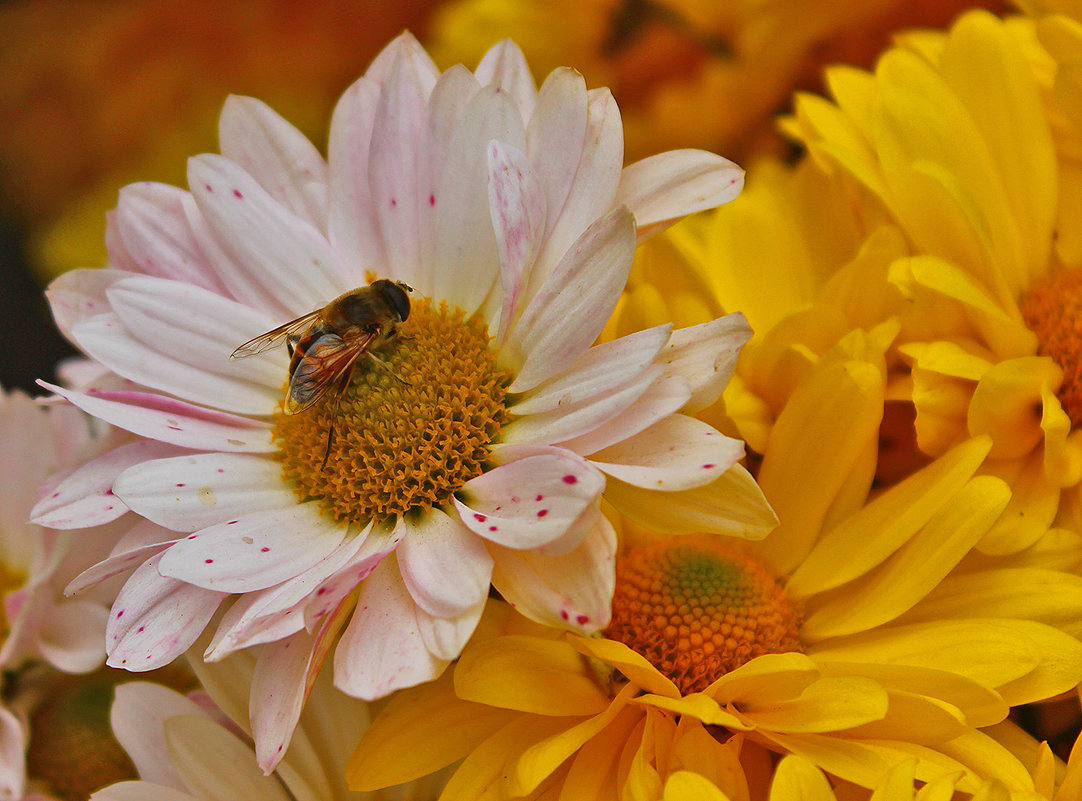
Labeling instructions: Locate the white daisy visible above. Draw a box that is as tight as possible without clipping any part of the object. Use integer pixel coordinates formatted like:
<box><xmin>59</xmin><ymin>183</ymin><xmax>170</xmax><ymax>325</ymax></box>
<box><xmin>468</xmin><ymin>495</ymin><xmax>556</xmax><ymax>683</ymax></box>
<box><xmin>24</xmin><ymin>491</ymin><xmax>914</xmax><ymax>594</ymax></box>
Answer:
<box><xmin>36</xmin><ymin>33</ymin><xmax>775</xmax><ymax>771</ymax></box>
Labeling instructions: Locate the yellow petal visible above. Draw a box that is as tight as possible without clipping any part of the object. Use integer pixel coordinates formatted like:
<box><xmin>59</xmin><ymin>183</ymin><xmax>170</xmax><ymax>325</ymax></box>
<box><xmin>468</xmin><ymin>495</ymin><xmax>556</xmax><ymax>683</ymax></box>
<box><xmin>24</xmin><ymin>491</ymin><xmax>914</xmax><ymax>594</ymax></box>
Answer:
<box><xmin>346</xmin><ymin>672</ymin><xmax>516</xmax><ymax>791</ymax></box>
<box><xmin>813</xmin><ymin>662</ymin><xmax>1008</xmax><ymax>728</ymax></box>
<box><xmin>800</xmin><ymin>475</ymin><xmax>1009</xmax><ymax>640</ymax></box>
<box><xmin>567</xmin><ymin>635</ymin><xmax>680</xmax><ymax>697</ymax></box>
<box><xmin>740</xmin><ymin>676</ymin><xmax>889</xmax><ymax>734</ymax></box>
<box><xmin>807</xmin><ymin>620</ymin><xmax>1040</xmax><ymax>690</ymax></box>
<box><xmin>756</xmin><ymin>352</ymin><xmax>886</xmax><ymax>575</ymax></box>
<box><xmin>706</xmin><ymin>652</ymin><xmax>820</xmax><ymax>704</ymax></box>
<box><xmin>633</xmin><ymin>693</ymin><xmax>748</xmax><ymax>729</ymax></box>
<box><xmin>934</xmin><ymin>727</ymin><xmax>1035</xmax><ymax>794</ymax></box>
<box><xmin>787</xmin><ymin>437</ymin><xmax>991</xmax><ymax>598</ymax></box>
<box><xmin>978</xmin><ymin>449</ymin><xmax>1059</xmax><ymax>555</ymax></box>
<box><xmin>835</xmin><ymin>689</ymin><xmax>967</xmax><ymax>743</ymax></box>
<box><xmin>1041</xmin><ymin>384</ymin><xmax>1082</xmax><ymax>487</ymax></box>
<box><xmin>663</xmin><ymin>771</ymin><xmax>731</xmax><ymax>801</ymax></box>
<box><xmin>454</xmin><ymin>635</ymin><xmax>610</xmax><ymax>716</ymax></box>
<box><xmin>513</xmin><ymin>683</ymin><xmax>638</xmax><ymax>795</ymax></box>
<box><xmin>767</xmin><ymin>755</ymin><xmax>835</xmax><ymax>801</ymax></box>
<box><xmin>991</xmin><ymin>620</ymin><xmax>1082</xmax><ymax>705</ymax></box>
<box><xmin>671</xmin><ymin>720</ymin><xmax>751</xmax><ymax>801</ymax></box>
<box><xmin>558</xmin><ymin>707</ymin><xmax>642</xmax><ymax>801</ymax></box>
<box><xmin>968</xmin><ymin>357</ymin><xmax>1061</xmax><ymax>460</ymax></box>
<box><xmin>870</xmin><ymin>758</ymin><xmax>919</xmax><ymax>801</ymax></box>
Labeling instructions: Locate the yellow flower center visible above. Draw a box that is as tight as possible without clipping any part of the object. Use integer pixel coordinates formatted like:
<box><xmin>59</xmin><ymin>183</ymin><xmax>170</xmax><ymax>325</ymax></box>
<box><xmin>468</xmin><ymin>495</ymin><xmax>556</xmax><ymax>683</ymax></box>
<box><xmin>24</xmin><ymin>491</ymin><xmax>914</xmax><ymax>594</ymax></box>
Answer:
<box><xmin>0</xmin><ymin>560</ymin><xmax>25</xmax><ymax>641</ymax></box>
<box><xmin>273</xmin><ymin>299</ymin><xmax>512</xmax><ymax>526</ymax></box>
<box><xmin>605</xmin><ymin>535</ymin><xmax>802</xmax><ymax>695</ymax></box>
<box><xmin>1021</xmin><ymin>269</ymin><xmax>1082</xmax><ymax>425</ymax></box>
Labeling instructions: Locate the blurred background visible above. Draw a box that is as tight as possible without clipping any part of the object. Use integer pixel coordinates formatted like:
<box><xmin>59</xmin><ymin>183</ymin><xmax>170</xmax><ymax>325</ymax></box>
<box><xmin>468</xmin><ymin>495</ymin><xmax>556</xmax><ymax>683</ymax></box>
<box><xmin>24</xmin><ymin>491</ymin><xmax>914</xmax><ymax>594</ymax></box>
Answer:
<box><xmin>0</xmin><ymin>0</ymin><xmax>1005</xmax><ymax>394</ymax></box>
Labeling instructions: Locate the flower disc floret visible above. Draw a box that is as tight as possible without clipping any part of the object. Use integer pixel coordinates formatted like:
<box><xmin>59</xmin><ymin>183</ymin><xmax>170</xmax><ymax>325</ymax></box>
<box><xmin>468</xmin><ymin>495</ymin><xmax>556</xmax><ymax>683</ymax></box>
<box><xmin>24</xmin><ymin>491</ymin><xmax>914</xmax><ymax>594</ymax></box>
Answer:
<box><xmin>275</xmin><ymin>299</ymin><xmax>512</xmax><ymax>525</ymax></box>
<box><xmin>605</xmin><ymin>534</ymin><xmax>802</xmax><ymax>694</ymax></box>
<box><xmin>1020</xmin><ymin>270</ymin><xmax>1082</xmax><ymax>426</ymax></box>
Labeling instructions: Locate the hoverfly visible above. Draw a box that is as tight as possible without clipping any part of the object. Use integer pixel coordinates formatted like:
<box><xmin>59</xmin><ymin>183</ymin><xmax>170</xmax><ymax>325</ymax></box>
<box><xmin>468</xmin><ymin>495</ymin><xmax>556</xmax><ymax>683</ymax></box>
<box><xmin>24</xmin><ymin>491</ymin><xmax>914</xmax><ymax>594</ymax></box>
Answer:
<box><xmin>231</xmin><ymin>279</ymin><xmax>413</xmax><ymax>463</ymax></box>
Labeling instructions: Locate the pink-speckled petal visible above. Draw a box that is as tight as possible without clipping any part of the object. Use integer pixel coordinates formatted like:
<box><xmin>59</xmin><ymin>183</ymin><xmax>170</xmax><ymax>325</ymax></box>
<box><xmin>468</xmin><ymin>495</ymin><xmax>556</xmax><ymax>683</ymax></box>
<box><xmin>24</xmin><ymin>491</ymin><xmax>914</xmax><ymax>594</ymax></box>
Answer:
<box><xmin>397</xmin><ymin>509</ymin><xmax>492</xmax><ymax>618</ymax></box>
<box><xmin>30</xmin><ymin>440</ymin><xmax>179</xmax><ymax>529</ymax></box>
<box><xmin>65</xmin><ymin>536</ymin><xmax>177</xmax><ymax>597</ymax></box>
<box><xmin>475</xmin><ymin>39</ymin><xmax>536</xmax><ymax>122</ymax></box>
<box><xmin>37</xmin><ymin>382</ymin><xmax>274</xmax><ymax>453</ymax></box>
<box><xmin>218</xmin><ymin>95</ymin><xmax>328</xmax><ymax>229</ymax></box>
<box><xmin>46</xmin><ymin>267</ymin><xmax>132</xmax><ymax>341</ymax></box>
<box><xmin>249</xmin><ymin>627</ymin><xmax>319</xmax><ymax>774</ymax></box>
<box><xmin>333</xmin><ymin>556</ymin><xmax>445</xmax><ymax>701</ymax></box>
<box><xmin>106</xmin><ymin>553</ymin><xmax>226</xmax><ymax>672</ymax></box>
<box><xmin>506</xmin><ymin>206</ymin><xmax>636</xmax><ymax>390</ymax></box>
<box><xmin>454</xmin><ymin>453</ymin><xmax>604</xmax><ymax>549</ymax></box>
<box><xmin>618</xmin><ymin>150</ymin><xmax>744</xmax><ymax>242</ymax></box>
<box><xmin>188</xmin><ymin>154</ymin><xmax>343</xmax><ymax>314</ymax></box>
<box><xmin>488</xmin><ymin>140</ymin><xmax>546</xmax><ymax>344</ymax></box>
<box><xmin>110</xmin><ymin>182</ymin><xmax>229</xmax><ymax>292</ymax></box>
<box><xmin>114</xmin><ymin>453</ymin><xmax>296</xmax><ymax>533</ymax></box>
<box><xmin>490</xmin><ymin>512</ymin><xmax>616</xmax><ymax>633</ymax></box>
<box><xmin>157</xmin><ymin>504</ymin><xmax>346</xmax><ymax>593</ymax></box>
<box><xmin>588</xmin><ymin>415</ymin><xmax>745</xmax><ymax>491</ymax></box>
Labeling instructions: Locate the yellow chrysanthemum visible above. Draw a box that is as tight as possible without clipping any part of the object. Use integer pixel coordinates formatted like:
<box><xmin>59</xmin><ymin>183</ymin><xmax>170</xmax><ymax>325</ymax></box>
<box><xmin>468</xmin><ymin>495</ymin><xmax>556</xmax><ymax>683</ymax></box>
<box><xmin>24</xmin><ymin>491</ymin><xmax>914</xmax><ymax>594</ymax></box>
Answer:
<box><xmin>425</xmin><ymin>0</ymin><xmax>1007</xmax><ymax>164</ymax></box>
<box><xmin>346</xmin><ymin>440</ymin><xmax>1082</xmax><ymax>798</ymax></box>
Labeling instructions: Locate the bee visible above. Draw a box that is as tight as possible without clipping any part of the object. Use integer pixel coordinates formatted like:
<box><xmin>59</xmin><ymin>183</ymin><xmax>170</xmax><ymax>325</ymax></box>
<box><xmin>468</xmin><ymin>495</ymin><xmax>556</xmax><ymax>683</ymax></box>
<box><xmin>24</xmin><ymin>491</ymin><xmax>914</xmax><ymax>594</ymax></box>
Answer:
<box><xmin>231</xmin><ymin>279</ymin><xmax>413</xmax><ymax>417</ymax></box>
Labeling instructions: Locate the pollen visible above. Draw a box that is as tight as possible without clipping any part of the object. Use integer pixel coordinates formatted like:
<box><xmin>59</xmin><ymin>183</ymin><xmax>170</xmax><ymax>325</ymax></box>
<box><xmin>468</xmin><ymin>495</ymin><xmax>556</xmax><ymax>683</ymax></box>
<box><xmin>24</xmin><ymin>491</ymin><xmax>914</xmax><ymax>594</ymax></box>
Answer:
<box><xmin>604</xmin><ymin>535</ymin><xmax>803</xmax><ymax>695</ymax></box>
<box><xmin>1021</xmin><ymin>269</ymin><xmax>1082</xmax><ymax>425</ymax></box>
<box><xmin>274</xmin><ymin>299</ymin><xmax>512</xmax><ymax>525</ymax></box>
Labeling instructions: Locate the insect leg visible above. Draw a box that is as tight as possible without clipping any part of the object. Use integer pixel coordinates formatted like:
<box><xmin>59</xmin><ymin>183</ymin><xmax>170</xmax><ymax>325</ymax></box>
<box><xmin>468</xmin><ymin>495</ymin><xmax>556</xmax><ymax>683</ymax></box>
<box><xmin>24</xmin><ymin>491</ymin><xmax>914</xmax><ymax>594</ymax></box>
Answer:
<box><xmin>367</xmin><ymin>352</ymin><xmax>411</xmax><ymax>386</ymax></box>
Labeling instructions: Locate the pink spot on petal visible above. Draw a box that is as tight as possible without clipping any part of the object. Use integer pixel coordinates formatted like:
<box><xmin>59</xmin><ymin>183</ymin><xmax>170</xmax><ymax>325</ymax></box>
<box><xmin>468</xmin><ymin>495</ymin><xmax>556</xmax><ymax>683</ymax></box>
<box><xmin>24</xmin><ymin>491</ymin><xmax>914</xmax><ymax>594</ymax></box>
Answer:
<box><xmin>473</xmin><ymin>513</ymin><xmax>487</xmax><ymax>523</ymax></box>
<box><xmin>511</xmin><ymin>495</ymin><xmax>521</xmax><ymax>503</ymax></box>
<box><xmin>560</xmin><ymin>610</ymin><xmax>569</xmax><ymax>620</ymax></box>
<box><xmin>204</xmin><ymin>184</ymin><xmax>213</xmax><ymax>192</ymax></box>
<box><xmin>316</xmin><ymin>587</ymin><xmax>326</xmax><ymax>596</ymax></box>
<box><xmin>261</xmin><ymin>547</ymin><xmax>270</xmax><ymax>552</ymax></box>
<box><xmin>702</xmin><ymin>464</ymin><xmax>716</xmax><ymax>469</ymax></box>
<box><xmin>535</xmin><ymin>494</ymin><xmax>543</xmax><ymax>501</ymax></box>
<box><xmin>428</xmin><ymin>194</ymin><xmax>436</xmax><ymax>206</ymax></box>
<box><xmin>116</xmin><ymin>610</ymin><xmax>124</xmax><ymax>618</ymax></box>
<box><xmin>137</xmin><ymin>626</ymin><xmax>145</xmax><ymax>633</ymax></box>
<box><xmin>227</xmin><ymin>520</ymin><xmax>238</xmax><ymax>525</ymax></box>
<box><xmin>233</xmin><ymin>189</ymin><xmax>244</xmax><ymax>199</ymax></box>
<box><xmin>489</xmin><ymin>526</ymin><xmax>498</xmax><ymax>532</ymax></box>
<box><xmin>176</xmin><ymin>483</ymin><xmax>186</xmax><ymax>487</ymax></box>
<box><xmin>576</xmin><ymin>615</ymin><xmax>590</xmax><ymax>625</ymax></box>
<box><xmin>205</xmin><ymin>559</ymin><xmax>214</xmax><ymax>564</ymax></box>
<box><xmin>187</xmin><ymin>534</ymin><xmax>198</xmax><ymax>540</ymax></box>
<box><xmin>536</xmin><ymin>509</ymin><xmax>548</xmax><ymax>518</ymax></box>
<box><xmin>167</xmin><ymin>426</ymin><xmax>182</xmax><ymax>431</ymax></box>
<box><xmin>217</xmin><ymin>468</ymin><xmax>225</xmax><ymax>473</ymax></box>
<box><xmin>562</xmin><ymin>475</ymin><xmax>578</xmax><ymax>485</ymax></box>
<box><xmin>390</xmin><ymin>198</ymin><xmax>397</xmax><ymax>207</ymax></box>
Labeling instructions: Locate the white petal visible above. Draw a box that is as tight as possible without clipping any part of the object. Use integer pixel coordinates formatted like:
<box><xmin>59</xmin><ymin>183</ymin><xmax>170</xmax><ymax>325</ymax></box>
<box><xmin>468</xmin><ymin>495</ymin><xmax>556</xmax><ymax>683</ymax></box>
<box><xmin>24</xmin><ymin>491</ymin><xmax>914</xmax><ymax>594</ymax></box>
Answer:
<box><xmin>525</xmin><ymin>69</ymin><xmax>588</xmax><ymax>250</ymax></box>
<box><xmin>453</xmin><ymin>453</ymin><xmax>604</xmax><ymax>549</ymax></box>
<box><xmin>416</xmin><ymin>66</ymin><xmax>481</xmax><ymax>298</ymax></box>
<box><xmin>364</xmin><ymin>32</ymin><xmax>439</xmax><ymax>93</ymax></box>
<box><xmin>31</xmin><ymin>440</ymin><xmax>178</xmax><ymax>529</ymax></box>
<box><xmin>111</xmin><ymin>182</ymin><xmax>228</xmax><ymax>292</ymax></box>
<box><xmin>589</xmin><ymin>415</ymin><xmax>744</xmax><ymax>491</ymax></box>
<box><xmin>165</xmin><ymin>715</ymin><xmax>291</xmax><ymax>801</ymax></box>
<box><xmin>204</xmin><ymin>529</ymin><xmax>369</xmax><ymax>659</ymax></box>
<box><xmin>37</xmin><ymin>382</ymin><xmax>274</xmax><ymax>453</ymax></box>
<box><xmin>618</xmin><ymin>149</ymin><xmax>744</xmax><ymax>241</ymax></box>
<box><xmin>511</xmin><ymin>324</ymin><xmax>670</xmax><ymax>415</ymax></box>
<box><xmin>111</xmin><ymin>682</ymin><xmax>211</xmax><ymax>788</ymax></box>
<box><xmin>114</xmin><ymin>453</ymin><xmax>297</xmax><ymax>533</ymax></box>
<box><xmin>504</xmin><ymin>365</ymin><xmax>661</xmax><ymax>445</ymax></box>
<box><xmin>327</xmin><ymin>76</ymin><xmax>385</xmax><ymax>285</ymax></box>
<box><xmin>432</xmin><ymin>85</ymin><xmax>526</xmax><ymax>315</ymax></box>
<box><xmin>333</xmin><ymin>557</ymin><xmax>445</xmax><ymax>700</ymax></box>
<box><xmin>107</xmin><ymin>554</ymin><xmax>226</xmax><ymax>671</ymax></box>
<box><xmin>107</xmin><ymin>275</ymin><xmax>283</xmax><ymax>391</ymax></box>
<box><xmin>559</xmin><ymin>374</ymin><xmax>692</xmax><ymax>456</ymax></box>
<box><xmin>302</xmin><ymin>525</ymin><xmax>403</xmax><ymax>631</ymax></box>
<box><xmin>490</xmin><ymin>512</ymin><xmax>616</xmax><ymax>632</ymax></box>
<box><xmin>36</xmin><ymin>598</ymin><xmax>108</xmax><ymax>673</ymax></box>
<box><xmin>66</xmin><ymin>537</ymin><xmax>177</xmax><ymax>597</ymax></box>
<box><xmin>527</xmin><ymin>87</ymin><xmax>623</xmax><ymax>296</ymax></box>
<box><xmin>488</xmin><ymin>141</ymin><xmax>546</xmax><ymax>344</ymax></box>
<box><xmin>603</xmin><ymin>465</ymin><xmax>778</xmax><ymax>539</ymax></box>
<box><xmin>0</xmin><ymin>707</ymin><xmax>25</xmax><ymax>801</ymax></box>
<box><xmin>250</xmin><ymin>628</ymin><xmax>319</xmax><ymax>775</ymax></box>
<box><xmin>46</xmin><ymin>267</ymin><xmax>131</xmax><ymax>341</ymax></box>
<box><xmin>188</xmin><ymin>154</ymin><xmax>343</xmax><ymax>314</ymax></box>
<box><xmin>218</xmin><ymin>95</ymin><xmax>329</xmax><ymax>229</ymax></box>
<box><xmin>71</xmin><ymin>313</ymin><xmax>277</xmax><ymax>415</ymax></box>
<box><xmin>368</xmin><ymin>46</ymin><xmax>429</xmax><ymax>285</ymax></box>
<box><xmin>90</xmin><ymin>782</ymin><xmax>197</xmax><ymax>801</ymax></box>
<box><xmin>661</xmin><ymin>313</ymin><xmax>752</xmax><ymax>412</ymax></box>
<box><xmin>157</xmin><ymin>503</ymin><xmax>347</xmax><ymax>593</ymax></box>
<box><xmin>397</xmin><ymin>509</ymin><xmax>493</xmax><ymax>618</ymax></box>
<box><xmin>416</xmin><ymin>596</ymin><xmax>485</xmax><ymax>661</ymax></box>
<box><xmin>475</xmin><ymin>39</ymin><xmax>537</xmax><ymax>122</ymax></box>
<box><xmin>507</xmin><ymin>205</ymin><xmax>636</xmax><ymax>391</ymax></box>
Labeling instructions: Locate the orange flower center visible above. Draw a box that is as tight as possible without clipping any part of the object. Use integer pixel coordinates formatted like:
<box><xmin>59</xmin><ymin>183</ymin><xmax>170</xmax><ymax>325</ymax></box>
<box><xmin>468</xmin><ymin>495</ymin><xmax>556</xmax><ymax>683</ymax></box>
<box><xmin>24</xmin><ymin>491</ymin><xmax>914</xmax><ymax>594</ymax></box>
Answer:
<box><xmin>604</xmin><ymin>535</ymin><xmax>802</xmax><ymax>694</ymax></box>
<box><xmin>1020</xmin><ymin>269</ymin><xmax>1082</xmax><ymax>425</ymax></box>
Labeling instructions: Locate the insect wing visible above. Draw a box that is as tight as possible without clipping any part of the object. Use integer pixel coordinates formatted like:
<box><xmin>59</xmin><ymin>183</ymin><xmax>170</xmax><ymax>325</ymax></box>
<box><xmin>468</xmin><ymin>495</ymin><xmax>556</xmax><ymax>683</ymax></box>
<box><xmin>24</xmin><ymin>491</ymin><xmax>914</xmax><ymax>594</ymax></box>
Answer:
<box><xmin>285</xmin><ymin>332</ymin><xmax>371</xmax><ymax>414</ymax></box>
<box><xmin>230</xmin><ymin>310</ymin><xmax>322</xmax><ymax>359</ymax></box>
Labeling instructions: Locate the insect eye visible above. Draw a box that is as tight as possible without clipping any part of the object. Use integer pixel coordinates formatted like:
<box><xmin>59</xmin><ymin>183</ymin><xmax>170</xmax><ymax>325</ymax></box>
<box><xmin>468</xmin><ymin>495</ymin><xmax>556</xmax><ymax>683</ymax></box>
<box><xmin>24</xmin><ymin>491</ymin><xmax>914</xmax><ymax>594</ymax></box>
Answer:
<box><xmin>376</xmin><ymin>280</ymin><xmax>412</xmax><ymax>322</ymax></box>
